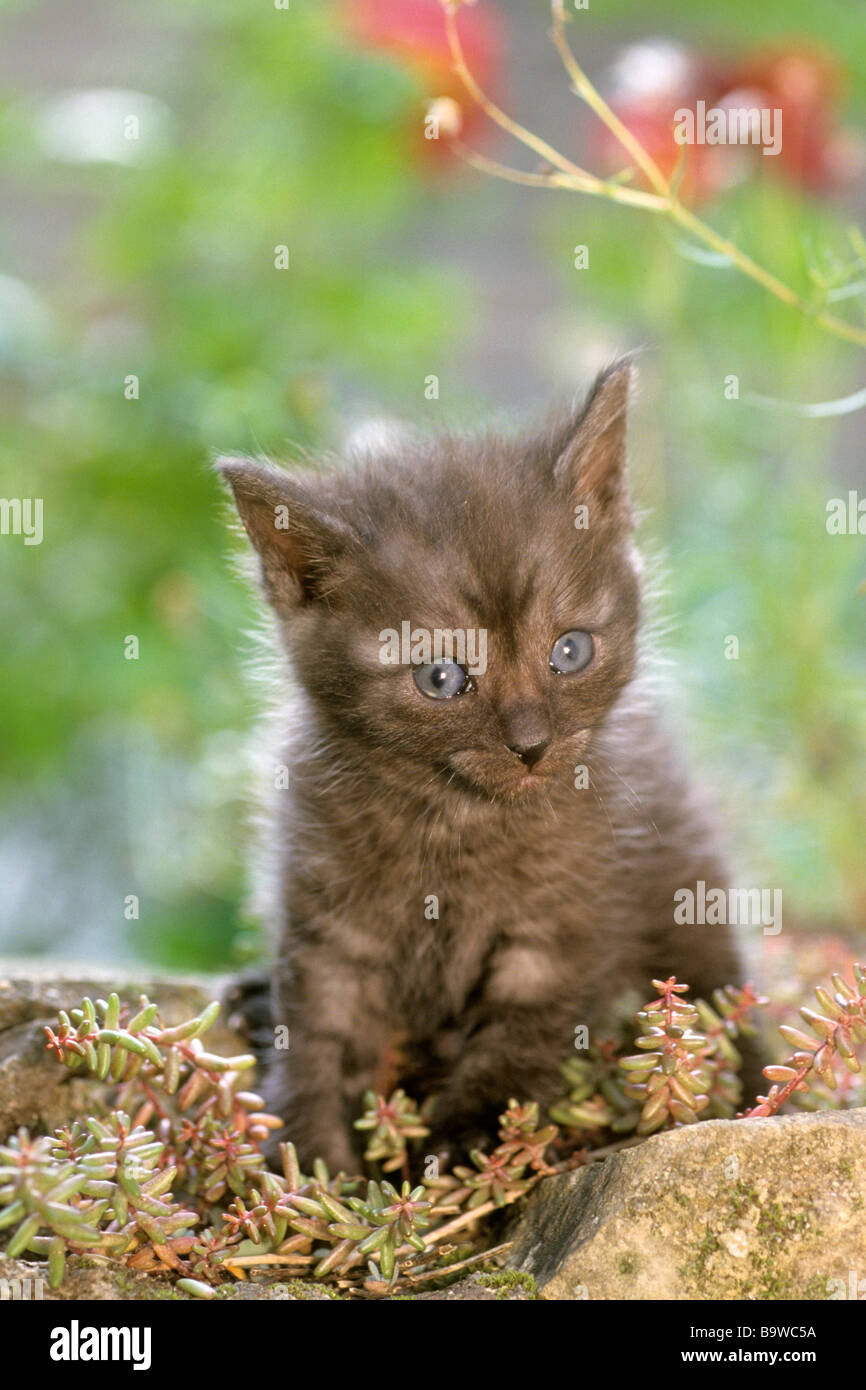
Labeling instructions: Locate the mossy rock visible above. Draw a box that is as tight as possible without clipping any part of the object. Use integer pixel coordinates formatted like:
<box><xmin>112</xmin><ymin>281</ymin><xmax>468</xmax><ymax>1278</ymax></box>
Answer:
<box><xmin>509</xmin><ymin>1108</ymin><xmax>866</xmax><ymax>1300</ymax></box>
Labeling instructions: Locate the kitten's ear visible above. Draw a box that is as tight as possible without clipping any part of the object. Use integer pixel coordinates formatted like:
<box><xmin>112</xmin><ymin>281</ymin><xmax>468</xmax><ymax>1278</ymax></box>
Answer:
<box><xmin>216</xmin><ymin>456</ymin><xmax>353</xmax><ymax>610</ymax></box>
<box><xmin>553</xmin><ymin>360</ymin><xmax>632</xmax><ymax>520</ymax></box>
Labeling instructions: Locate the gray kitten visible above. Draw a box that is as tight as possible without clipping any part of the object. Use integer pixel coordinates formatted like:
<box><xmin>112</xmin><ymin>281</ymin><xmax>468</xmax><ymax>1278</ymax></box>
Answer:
<box><xmin>219</xmin><ymin>362</ymin><xmax>761</xmax><ymax>1172</ymax></box>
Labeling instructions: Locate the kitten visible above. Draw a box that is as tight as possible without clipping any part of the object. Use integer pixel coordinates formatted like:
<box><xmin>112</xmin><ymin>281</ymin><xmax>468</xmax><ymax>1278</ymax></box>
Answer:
<box><xmin>218</xmin><ymin>361</ymin><xmax>762</xmax><ymax>1172</ymax></box>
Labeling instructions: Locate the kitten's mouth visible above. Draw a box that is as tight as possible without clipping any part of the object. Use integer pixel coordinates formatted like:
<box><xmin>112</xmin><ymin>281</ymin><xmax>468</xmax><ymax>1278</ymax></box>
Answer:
<box><xmin>444</xmin><ymin>731</ymin><xmax>593</xmax><ymax>801</ymax></box>
<box><xmin>444</xmin><ymin>749</ymin><xmax>554</xmax><ymax>800</ymax></box>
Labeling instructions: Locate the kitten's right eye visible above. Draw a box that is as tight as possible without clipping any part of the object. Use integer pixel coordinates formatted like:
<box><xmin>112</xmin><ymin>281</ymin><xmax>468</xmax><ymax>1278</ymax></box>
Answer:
<box><xmin>550</xmin><ymin>629</ymin><xmax>594</xmax><ymax>675</ymax></box>
<box><xmin>413</xmin><ymin>660</ymin><xmax>471</xmax><ymax>700</ymax></box>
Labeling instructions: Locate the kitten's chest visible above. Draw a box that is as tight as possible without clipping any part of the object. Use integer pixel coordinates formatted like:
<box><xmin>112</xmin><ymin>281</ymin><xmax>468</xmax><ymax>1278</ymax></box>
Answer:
<box><xmin>384</xmin><ymin>815</ymin><xmax>606</xmax><ymax>1019</ymax></box>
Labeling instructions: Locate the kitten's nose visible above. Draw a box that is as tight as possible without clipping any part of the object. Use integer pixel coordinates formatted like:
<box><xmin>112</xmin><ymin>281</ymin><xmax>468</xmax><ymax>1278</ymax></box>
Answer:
<box><xmin>501</xmin><ymin>704</ymin><xmax>552</xmax><ymax>769</ymax></box>
<box><xmin>507</xmin><ymin>736</ymin><xmax>550</xmax><ymax>769</ymax></box>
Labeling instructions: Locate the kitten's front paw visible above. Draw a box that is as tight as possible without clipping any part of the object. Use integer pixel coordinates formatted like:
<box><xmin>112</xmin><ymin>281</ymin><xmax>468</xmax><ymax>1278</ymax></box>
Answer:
<box><xmin>427</xmin><ymin>1114</ymin><xmax>500</xmax><ymax>1169</ymax></box>
<box><xmin>264</xmin><ymin>1125</ymin><xmax>360</xmax><ymax>1178</ymax></box>
<box><xmin>284</xmin><ymin>1122</ymin><xmax>361</xmax><ymax>1179</ymax></box>
<box><xmin>261</xmin><ymin>1068</ymin><xmax>363</xmax><ymax>1176</ymax></box>
<box><xmin>222</xmin><ymin>972</ymin><xmax>273</xmax><ymax>1056</ymax></box>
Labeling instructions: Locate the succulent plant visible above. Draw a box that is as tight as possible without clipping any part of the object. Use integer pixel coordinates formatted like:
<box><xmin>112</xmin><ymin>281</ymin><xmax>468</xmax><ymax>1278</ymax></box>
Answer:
<box><xmin>550</xmin><ymin>1042</ymin><xmax>641</xmax><ymax>1134</ymax></box>
<box><xmin>747</xmin><ymin>965</ymin><xmax>866</xmax><ymax>1117</ymax></box>
<box><xmin>0</xmin><ymin>1115</ymin><xmax>199</xmax><ymax>1287</ymax></box>
<box><xmin>354</xmin><ymin>1089</ymin><xmax>430</xmax><ymax>1172</ymax></box>
<box><xmin>618</xmin><ymin>978</ymin><xmax>716</xmax><ymax>1134</ymax></box>
<box><xmin>696</xmin><ymin>983</ymin><xmax>769</xmax><ymax>1117</ymax></box>
<box><xmin>1</xmin><ymin>968</ymin><xmax>863</xmax><ymax>1296</ymax></box>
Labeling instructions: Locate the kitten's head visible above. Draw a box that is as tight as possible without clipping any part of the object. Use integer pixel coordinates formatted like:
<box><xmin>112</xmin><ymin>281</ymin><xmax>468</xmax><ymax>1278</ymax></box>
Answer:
<box><xmin>218</xmin><ymin>362</ymin><xmax>642</xmax><ymax>802</ymax></box>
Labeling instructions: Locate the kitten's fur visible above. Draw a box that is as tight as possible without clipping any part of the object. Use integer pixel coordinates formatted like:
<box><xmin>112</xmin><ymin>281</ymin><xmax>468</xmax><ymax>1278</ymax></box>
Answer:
<box><xmin>219</xmin><ymin>362</ymin><xmax>762</xmax><ymax>1172</ymax></box>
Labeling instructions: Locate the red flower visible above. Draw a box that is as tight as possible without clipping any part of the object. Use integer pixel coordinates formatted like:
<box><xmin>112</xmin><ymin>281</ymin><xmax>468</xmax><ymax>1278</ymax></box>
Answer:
<box><xmin>340</xmin><ymin>0</ymin><xmax>505</xmax><ymax>160</ymax></box>
<box><xmin>594</xmin><ymin>41</ymin><xmax>735</xmax><ymax>203</ymax></box>
<box><xmin>594</xmin><ymin>38</ymin><xmax>861</xmax><ymax>204</ymax></box>
<box><xmin>729</xmin><ymin>45</ymin><xmax>860</xmax><ymax>192</ymax></box>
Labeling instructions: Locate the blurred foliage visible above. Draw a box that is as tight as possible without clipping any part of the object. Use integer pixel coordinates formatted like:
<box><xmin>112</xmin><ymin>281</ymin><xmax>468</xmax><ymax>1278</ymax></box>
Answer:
<box><xmin>0</xmin><ymin>0</ymin><xmax>453</xmax><ymax>965</ymax></box>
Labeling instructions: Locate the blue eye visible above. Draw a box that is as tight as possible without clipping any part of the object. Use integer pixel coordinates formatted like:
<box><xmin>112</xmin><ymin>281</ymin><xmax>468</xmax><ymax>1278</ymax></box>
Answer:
<box><xmin>413</xmin><ymin>660</ymin><xmax>470</xmax><ymax>700</ymax></box>
<box><xmin>550</xmin><ymin>630</ymin><xmax>594</xmax><ymax>675</ymax></box>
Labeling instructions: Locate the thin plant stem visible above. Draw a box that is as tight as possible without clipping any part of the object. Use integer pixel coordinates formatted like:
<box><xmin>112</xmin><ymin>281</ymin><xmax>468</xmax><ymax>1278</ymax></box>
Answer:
<box><xmin>438</xmin><ymin>0</ymin><xmax>866</xmax><ymax>349</ymax></box>
<box><xmin>402</xmin><ymin>1240</ymin><xmax>513</xmax><ymax>1286</ymax></box>
<box><xmin>550</xmin><ymin>0</ymin><xmax>670</xmax><ymax>198</ymax></box>
<box><xmin>441</xmin><ymin>1</ymin><xmax>595</xmax><ymax>185</ymax></box>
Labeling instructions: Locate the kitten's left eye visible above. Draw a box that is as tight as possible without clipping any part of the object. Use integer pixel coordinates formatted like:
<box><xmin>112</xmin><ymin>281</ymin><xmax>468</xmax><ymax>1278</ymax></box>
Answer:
<box><xmin>413</xmin><ymin>660</ymin><xmax>471</xmax><ymax>700</ymax></box>
<box><xmin>550</xmin><ymin>630</ymin><xmax>594</xmax><ymax>675</ymax></box>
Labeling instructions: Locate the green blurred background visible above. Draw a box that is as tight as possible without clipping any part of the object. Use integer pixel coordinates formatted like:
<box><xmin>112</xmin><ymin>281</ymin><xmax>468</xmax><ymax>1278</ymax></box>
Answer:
<box><xmin>0</xmin><ymin>0</ymin><xmax>863</xmax><ymax>972</ymax></box>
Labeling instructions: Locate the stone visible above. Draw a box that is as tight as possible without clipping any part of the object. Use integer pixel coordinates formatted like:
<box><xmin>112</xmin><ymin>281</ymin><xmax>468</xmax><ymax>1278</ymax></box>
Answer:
<box><xmin>509</xmin><ymin>1109</ymin><xmax>866</xmax><ymax>1300</ymax></box>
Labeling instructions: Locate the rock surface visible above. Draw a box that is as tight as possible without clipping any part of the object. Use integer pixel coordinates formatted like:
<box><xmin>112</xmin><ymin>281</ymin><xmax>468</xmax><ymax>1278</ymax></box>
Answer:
<box><xmin>510</xmin><ymin>1109</ymin><xmax>866</xmax><ymax>1300</ymax></box>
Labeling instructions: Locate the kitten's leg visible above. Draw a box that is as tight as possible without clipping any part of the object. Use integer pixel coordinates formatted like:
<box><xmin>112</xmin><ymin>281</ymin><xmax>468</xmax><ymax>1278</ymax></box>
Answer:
<box><xmin>426</xmin><ymin>1002</ymin><xmax>573</xmax><ymax>1158</ymax></box>
<box><xmin>266</xmin><ymin>943</ymin><xmax>391</xmax><ymax>1173</ymax></box>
